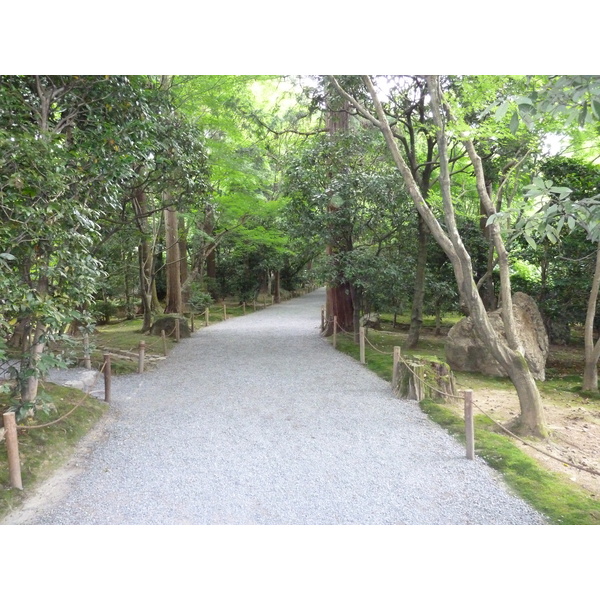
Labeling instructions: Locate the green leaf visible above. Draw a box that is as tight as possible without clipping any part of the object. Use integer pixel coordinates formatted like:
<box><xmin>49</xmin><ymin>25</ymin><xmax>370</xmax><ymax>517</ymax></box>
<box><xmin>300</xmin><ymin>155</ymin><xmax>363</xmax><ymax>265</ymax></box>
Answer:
<box><xmin>0</xmin><ymin>252</ymin><xmax>16</xmax><ymax>261</ymax></box>
<box><xmin>509</xmin><ymin>111</ymin><xmax>520</xmax><ymax>134</ymax></box>
<box><xmin>592</xmin><ymin>99</ymin><xmax>600</xmax><ymax>119</ymax></box>
<box><xmin>515</xmin><ymin>96</ymin><xmax>534</xmax><ymax>106</ymax></box>
<box><xmin>524</xmin><ymin>234</ymin><xmax>537</xmax><ymax>249</ymax></box>
<box><xmin>494</xmin><ymin>101</ymin><xmax>510</xmax><ymax>122</ymax></box>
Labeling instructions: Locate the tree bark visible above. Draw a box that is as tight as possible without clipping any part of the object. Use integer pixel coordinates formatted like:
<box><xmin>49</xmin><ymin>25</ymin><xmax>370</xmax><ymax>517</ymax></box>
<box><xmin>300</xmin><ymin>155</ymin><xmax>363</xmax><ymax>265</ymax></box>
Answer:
<box><xmin>407</xmin><ymin>214</ymin><xmax>428</xmax><ymax>348</ymax></box>
<box><xmin>323</xmin><ymin>83</ymin><xmax>354</xmax><ymax>336</ymax></box>
<box><xmin>164</xmin><ymin>200</ymin><xmax>182</xmax><ymax>314</ymax></box>
<box><xmin>178</xmin><ymin>215</ymin><xmax>189</xmax><ymax>307</ymax></box>
<box><xmin>583</xmin><ymin>242</ymin><xmax>600</xmax><ymax>391</ymax></box>
<box><xmin>133</xmin><ymin>187</ymin><xmax>156</xmax><ymax>332</ymax></box>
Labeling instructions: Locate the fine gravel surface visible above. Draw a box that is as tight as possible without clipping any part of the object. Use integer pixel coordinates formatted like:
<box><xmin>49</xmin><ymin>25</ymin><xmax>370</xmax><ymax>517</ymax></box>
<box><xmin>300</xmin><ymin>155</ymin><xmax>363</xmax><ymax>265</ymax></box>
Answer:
<box><xmin>2</xmin><ymin>289</ymin><xmax>547</xmax><ymax>525</ymax></box>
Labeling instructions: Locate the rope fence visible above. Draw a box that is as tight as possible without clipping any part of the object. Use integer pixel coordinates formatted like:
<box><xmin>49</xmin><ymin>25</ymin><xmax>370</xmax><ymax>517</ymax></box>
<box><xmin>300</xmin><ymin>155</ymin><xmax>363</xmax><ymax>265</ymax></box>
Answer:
<box><xmin>325</xmin><ymin>310</ymin><xmax>600</xmax><ymax>477</ymax></box>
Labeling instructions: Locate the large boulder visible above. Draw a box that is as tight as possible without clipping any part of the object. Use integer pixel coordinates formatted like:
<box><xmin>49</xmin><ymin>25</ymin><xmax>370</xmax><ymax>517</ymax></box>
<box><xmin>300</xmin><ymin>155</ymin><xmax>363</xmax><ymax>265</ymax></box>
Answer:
<box><xmin>445</xmin><ymin>292</ymin><xmax>549</xmax><ymax>381</ymax></box>
<box><xmin>150</xmin><ymin>315</ymin><xmax>191</xmax><ymax>339</ymax></box>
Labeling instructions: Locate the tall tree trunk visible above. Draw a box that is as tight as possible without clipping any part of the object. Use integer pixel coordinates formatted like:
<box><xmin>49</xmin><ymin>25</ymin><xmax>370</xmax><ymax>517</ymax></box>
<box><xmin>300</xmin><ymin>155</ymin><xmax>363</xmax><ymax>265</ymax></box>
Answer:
<box><xmin>138</xmin><ymin>240</ymin><xmax>154</xmax><ymax>332</ymax></box>
<box><xmin>323</xmin><ymin>84</ymin><xmax>354</xmax><ymax>336</ymax></box>
<box><xmin>407</xmin><ymin>214</ymin><xmax>428</xmax><ymax>348</ymax></box>
<box><xmin>133</xmin><ymin>187</ymin><xmax>156</xmax><ymax>332</ymax></box>
<box><xmin>19</xmin><ymin>274</ymin><xmax>48</xmax><ymax>404</ymax></box>
<box><xmin>179</xmin><ymin>215</ymin><xmax>190</xmax><ymax>307</ymax></box>
<box><xmin>583</xmin><ymin>242</ymin><xmax>600</xmax><ymax>391</ymax></box>
<box><xmin>164</xmin><ymin>201</ymin><xmax>182</xmax><ymax>314</ymax></box>
<box><xmin>274</xmin><ymin>270</ymin><xmax>281</xmax><ymax>303</ymax></box>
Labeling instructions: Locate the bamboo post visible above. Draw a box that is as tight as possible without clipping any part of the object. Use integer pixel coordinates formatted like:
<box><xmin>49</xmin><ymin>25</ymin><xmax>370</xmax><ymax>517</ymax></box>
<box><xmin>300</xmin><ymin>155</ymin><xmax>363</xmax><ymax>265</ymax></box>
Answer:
<box><xmin>359</xmin><ymin>326</ymin><xmax>366</xmax><ymax>364</ymax></box>
<box><xmin>175</xmin><ymin>318</ymin><xmax>180</xmax><ymax>342</ymax></box>
<box><xmin>3</xmin><ymin>412</ymin><xmax>23</xmax><ymax>490</ymax></box>
<box><xmin>205</xmin><ymin>307</ymin><xmax>210</xmax><ymax>327</ymax></box>
<box><xmin>333</xmin><ymin>316</ymin><xmax>338</xmax><ymax>349</ymax></box>
<box><xmin>161</xmin><ymin>330</ymin><xmax>167</xmax><ymax>356</ymax></box>
<box><xmin>321</xmin><ymin>306</ymin><xmax>325</xmax><ymax>331</ymax></box>
<box><xmin>223</xmin><ymin>303</ymin><xmax>227</xmax><ymax>320</ymax></box>
<box><xmin>191</xmin><ymin>313</ymin><xmax>195</xmax><ymax>333</ymax></box>
<box><xmin>138</xmin><ymin>340</ymin><xmax>145</xmax><ymax>374</ymax></box>
<box><xmin>103</xmin><ymin>353</ymin><xmax>112</xmax><ymax>403</ymax></box>
<box><xmin>392</xmin><ymin>346</ymin><xmax>401</xmax><ymax>392</ymax></box>
<box><xmin>83</xmin><ymin>333</ymin><xmax>91</xmax><ymax>370</ymax></box>
<box><xmin>464</xmin><ymin>389</ymin><xmax>474</xmax><ymax>460</ymax></box>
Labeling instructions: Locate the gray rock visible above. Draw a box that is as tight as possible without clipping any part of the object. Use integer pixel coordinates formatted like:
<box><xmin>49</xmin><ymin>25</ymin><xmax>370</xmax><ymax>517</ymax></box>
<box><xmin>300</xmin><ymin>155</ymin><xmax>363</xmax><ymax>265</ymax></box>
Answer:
<box><xmin>445</xmin><ymin>292</ymin><xmax>549</xmax><ymax>381</ymax></box>
<box><xmin>150</xmin><ymin>315</ymin><xmax>191</xmax><ymax>339</ymax></box>
<box><xmin>360</xmin><ymin>313</ymin><xmax>380</xmax><ymax>329</ymax></box>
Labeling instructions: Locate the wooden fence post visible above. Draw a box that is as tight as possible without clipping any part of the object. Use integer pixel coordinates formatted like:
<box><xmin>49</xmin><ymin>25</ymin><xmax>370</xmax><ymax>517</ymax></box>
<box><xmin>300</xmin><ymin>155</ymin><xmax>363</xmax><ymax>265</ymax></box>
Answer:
<box><xmin>103</xmin><ymin>353</ymin><xmax>112</xmax><ymax>403</ymax></box>
<box><xmin>333</xmin><ymin>316</ymin><xmax>338</xmax><ymax>349</ymax></box>
<box><xmin>223</xmin><ymin>303</ymin><xmax>227</xmax><ymax>320</ymax></box>
<box><xmin>3</xmin><ymin>412</ymin><xmax>23</xmax><ymax>490</ymax></box>
<box><xmin>138</xmin><ymin>340</ymin><xmax>145</xmax><ymax>374</ymax></box>
<box><xmin>392</xmin><ymin>346</ymin><xmax>401</xmax><ymax>392</ymax></box>
<box><xmin>191</xmin><ymin>313</ymin><xmax>195</xmax><ymax>333</ymax></box>
<box><xmin>271</xmin><ymin>295</ymin><xmax>274</xmax><ymax>305</ymax></box>
<box><xmin>321</xmin><ymin>306</ymin><xmax>325</xmax><ymax>331</ymax></box>
<box><xmin>205</xmin><ymin>307</ymin><xmax>210</xmax><ymax>327</ymax></box>
<box><xmin>175</xmin><ymin>318</ymin><xmax>180</xmax><ymax>342</ymax></box>
<box><xmin>83</xmin><ymin>333</ymin><xmax>91</xmax><ymax>370</ymax></box>
<box><xmin>464</xmin><ymin>389</ymin><xmax>474</xmax><ymax>460</ymax></box>
<box><xmin>243</xmin><ymin>302</ymin><xmax>246</xmax><ymax>315</ymax></box>
<box><xmin>359</xmin><ymin>326</ymin><xmax>366</xmax><ymax>364</ymax></box>
<box><xmin>161</xmin><ymin>330</ymin><xmax>168</xmax><ymax>356</ymax></box>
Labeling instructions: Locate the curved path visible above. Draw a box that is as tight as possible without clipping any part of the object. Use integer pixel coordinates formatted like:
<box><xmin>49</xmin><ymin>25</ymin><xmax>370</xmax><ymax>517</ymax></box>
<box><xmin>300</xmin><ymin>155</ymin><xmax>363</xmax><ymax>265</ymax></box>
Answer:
<box><xmin>3</xmin><ymin>289</ymin><xmax>545</xmax><ymax>525</ymax></box>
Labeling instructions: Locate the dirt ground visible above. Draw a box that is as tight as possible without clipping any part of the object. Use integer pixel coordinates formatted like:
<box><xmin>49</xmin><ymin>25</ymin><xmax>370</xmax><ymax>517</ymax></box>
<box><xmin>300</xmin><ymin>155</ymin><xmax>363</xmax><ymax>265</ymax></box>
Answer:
<box><xmin>452</xmin><ymin>370</ymin><xmax>600</xmax><ymax>500</ymax></box>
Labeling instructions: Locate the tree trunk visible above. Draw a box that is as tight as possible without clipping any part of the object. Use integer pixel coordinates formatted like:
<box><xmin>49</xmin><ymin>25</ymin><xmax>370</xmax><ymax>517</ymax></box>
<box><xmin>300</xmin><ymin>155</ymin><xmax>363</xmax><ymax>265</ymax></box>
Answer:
<box><xmin>178</xmin><ymin>215</ymin><xmax>190</xmax><ymax>307</ymax></box>
<box><xmin>138</xmin><ymin>240</ymin><xmax>154</xmax><ymax>332</ymax></box>
<box><xmin>274</xmin><ymin>270</ymin><xmax>281</xmax><ymax>304</ymax></box>
<box><xmin>407</xmin><ymin>214</ymin><xmax>428</xmax><ymax>348</ymax></box>
<box><xmin>133</xmin><ymin>188</ymin><xmax>156</xmax><ymax>332</ymax></box>
<box><xmin>582</xmin><ymin>242</ymin><xmax>600</xmax><ymax>391</ymax></box>
<box><xmin>323</xmin><ymin>84</ymin><xmax>354</xmax><ymax>336</ymax></box>
<box><xmin>325</xmin><ymin>281</ymin><xmax>354</xmax><ymax>335</ymax></box>
<box><xmin>19</xmin><ymin>275</ymin><xmax>49</xmax><ymax>404</ymax></box>
<box><xmin>164</xmin><ymin>202</ymin><xmax>182</xmax><ymax>314</ymax></box>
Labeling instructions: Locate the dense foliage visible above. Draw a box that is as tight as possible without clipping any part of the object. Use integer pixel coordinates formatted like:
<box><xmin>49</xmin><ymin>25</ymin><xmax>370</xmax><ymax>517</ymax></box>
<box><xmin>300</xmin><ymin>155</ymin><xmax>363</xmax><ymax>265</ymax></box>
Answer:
<box><xmin>2</xmin><ymin>74</ymin><xmax>600</xmax><ymax>416</ymax></box>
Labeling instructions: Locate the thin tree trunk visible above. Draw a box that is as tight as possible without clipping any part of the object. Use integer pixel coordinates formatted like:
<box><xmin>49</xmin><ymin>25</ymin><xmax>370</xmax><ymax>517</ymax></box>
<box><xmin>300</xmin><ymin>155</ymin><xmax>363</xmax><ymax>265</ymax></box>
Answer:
<box><xmin>583</xmin><ymin>242</ymin><xmax>600</xmax><ymax>391</ymax></box>
<box><xmin>274</xmin><ymin>270</ymin><xmax>281</xmax><ymax>303</ymax></box>
<box><xmin>179</xmin><ymin>215</ymin><xmax>189</xmax><ymax>307</ymax></box>
<box><xmin>19</xmin><ymin>275</ymin><xmax>49</xmax><ymax>403</ymax></box>
<box><xmin>407</xmin><ymin>214</ymin><xmax>428</xmax><ymax>348</ymax></box>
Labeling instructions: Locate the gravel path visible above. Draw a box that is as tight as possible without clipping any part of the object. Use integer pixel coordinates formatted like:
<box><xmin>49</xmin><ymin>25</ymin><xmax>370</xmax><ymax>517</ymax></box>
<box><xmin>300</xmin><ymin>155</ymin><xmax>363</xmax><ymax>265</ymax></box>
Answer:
<box><xmin>3</xmin><ymin>289</ymin><xmax>546</xmax><ymax>525</ymax></box>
